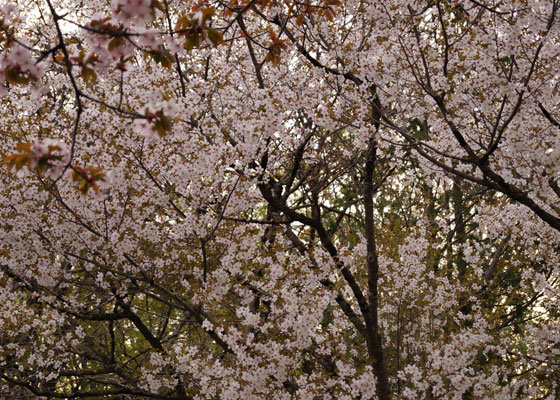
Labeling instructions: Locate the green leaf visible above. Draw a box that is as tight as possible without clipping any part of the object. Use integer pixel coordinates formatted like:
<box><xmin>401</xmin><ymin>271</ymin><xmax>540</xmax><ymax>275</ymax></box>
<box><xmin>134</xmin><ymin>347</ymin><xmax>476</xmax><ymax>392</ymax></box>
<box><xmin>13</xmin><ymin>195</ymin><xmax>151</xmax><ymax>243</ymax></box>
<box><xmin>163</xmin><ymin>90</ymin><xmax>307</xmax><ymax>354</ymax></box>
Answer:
<box><xmin>184</xmin><ymin>36</ymin><xmax>200</xmax><ymax>51</ymax></box>
<box><xmin>206</xmin><ymin>27</ymin><xmax>223</xmax><ymax>46</ymax></box>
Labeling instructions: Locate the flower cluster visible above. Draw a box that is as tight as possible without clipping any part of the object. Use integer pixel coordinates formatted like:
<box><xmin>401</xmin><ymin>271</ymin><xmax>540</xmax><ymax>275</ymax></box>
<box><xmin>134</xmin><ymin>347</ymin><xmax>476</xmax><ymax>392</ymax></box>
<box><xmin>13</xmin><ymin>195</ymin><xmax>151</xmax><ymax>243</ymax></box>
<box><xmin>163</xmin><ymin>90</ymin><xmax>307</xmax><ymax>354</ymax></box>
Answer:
<box><xmin>3</xmin><ymin>139</ymin><xmax>69</xmax><ymax>178</ymax></box>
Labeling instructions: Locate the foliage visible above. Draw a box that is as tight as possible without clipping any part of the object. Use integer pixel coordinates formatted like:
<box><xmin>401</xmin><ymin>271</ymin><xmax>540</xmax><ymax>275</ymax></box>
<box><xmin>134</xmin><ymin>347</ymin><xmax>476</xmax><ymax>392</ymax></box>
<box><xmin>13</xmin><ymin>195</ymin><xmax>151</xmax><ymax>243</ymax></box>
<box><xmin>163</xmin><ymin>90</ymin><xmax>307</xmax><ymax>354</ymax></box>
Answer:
<box><xmin>0</xmin><ymin>0</ymin><xmax>559</xmax><ymax>399</ymax></box>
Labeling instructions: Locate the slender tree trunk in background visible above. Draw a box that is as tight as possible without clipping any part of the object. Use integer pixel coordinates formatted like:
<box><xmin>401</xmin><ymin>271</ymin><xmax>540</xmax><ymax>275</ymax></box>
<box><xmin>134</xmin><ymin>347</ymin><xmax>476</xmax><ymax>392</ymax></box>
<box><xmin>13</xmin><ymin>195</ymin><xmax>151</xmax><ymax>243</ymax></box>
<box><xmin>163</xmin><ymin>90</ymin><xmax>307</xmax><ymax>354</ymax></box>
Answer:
<box><xmin>363</xmin><ymin>139</ymin><xmax>390</xmax><ymax>400</ymax></box>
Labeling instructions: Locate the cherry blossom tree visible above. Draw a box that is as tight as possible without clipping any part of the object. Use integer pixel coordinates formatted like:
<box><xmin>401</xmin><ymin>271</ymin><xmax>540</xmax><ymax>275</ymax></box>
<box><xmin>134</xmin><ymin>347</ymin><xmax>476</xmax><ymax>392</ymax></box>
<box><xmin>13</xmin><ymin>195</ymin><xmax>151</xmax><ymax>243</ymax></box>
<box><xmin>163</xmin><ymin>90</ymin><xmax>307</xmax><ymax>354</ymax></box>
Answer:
<box><xmin>0</xmin><ymin>0</ymin><xmax>559</xmax><ymax>399</ymax></box>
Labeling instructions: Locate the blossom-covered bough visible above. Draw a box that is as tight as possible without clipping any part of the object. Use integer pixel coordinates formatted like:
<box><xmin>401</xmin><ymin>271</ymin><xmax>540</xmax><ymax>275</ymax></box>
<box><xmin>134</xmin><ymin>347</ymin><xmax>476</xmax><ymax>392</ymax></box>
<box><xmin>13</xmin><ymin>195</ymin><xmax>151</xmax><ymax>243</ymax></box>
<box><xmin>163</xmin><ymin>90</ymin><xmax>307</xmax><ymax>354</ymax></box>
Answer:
<box><xmin>0</xmin><ymin>0</ymin><xmax>559</xmax><ymax>398</ymax></box>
